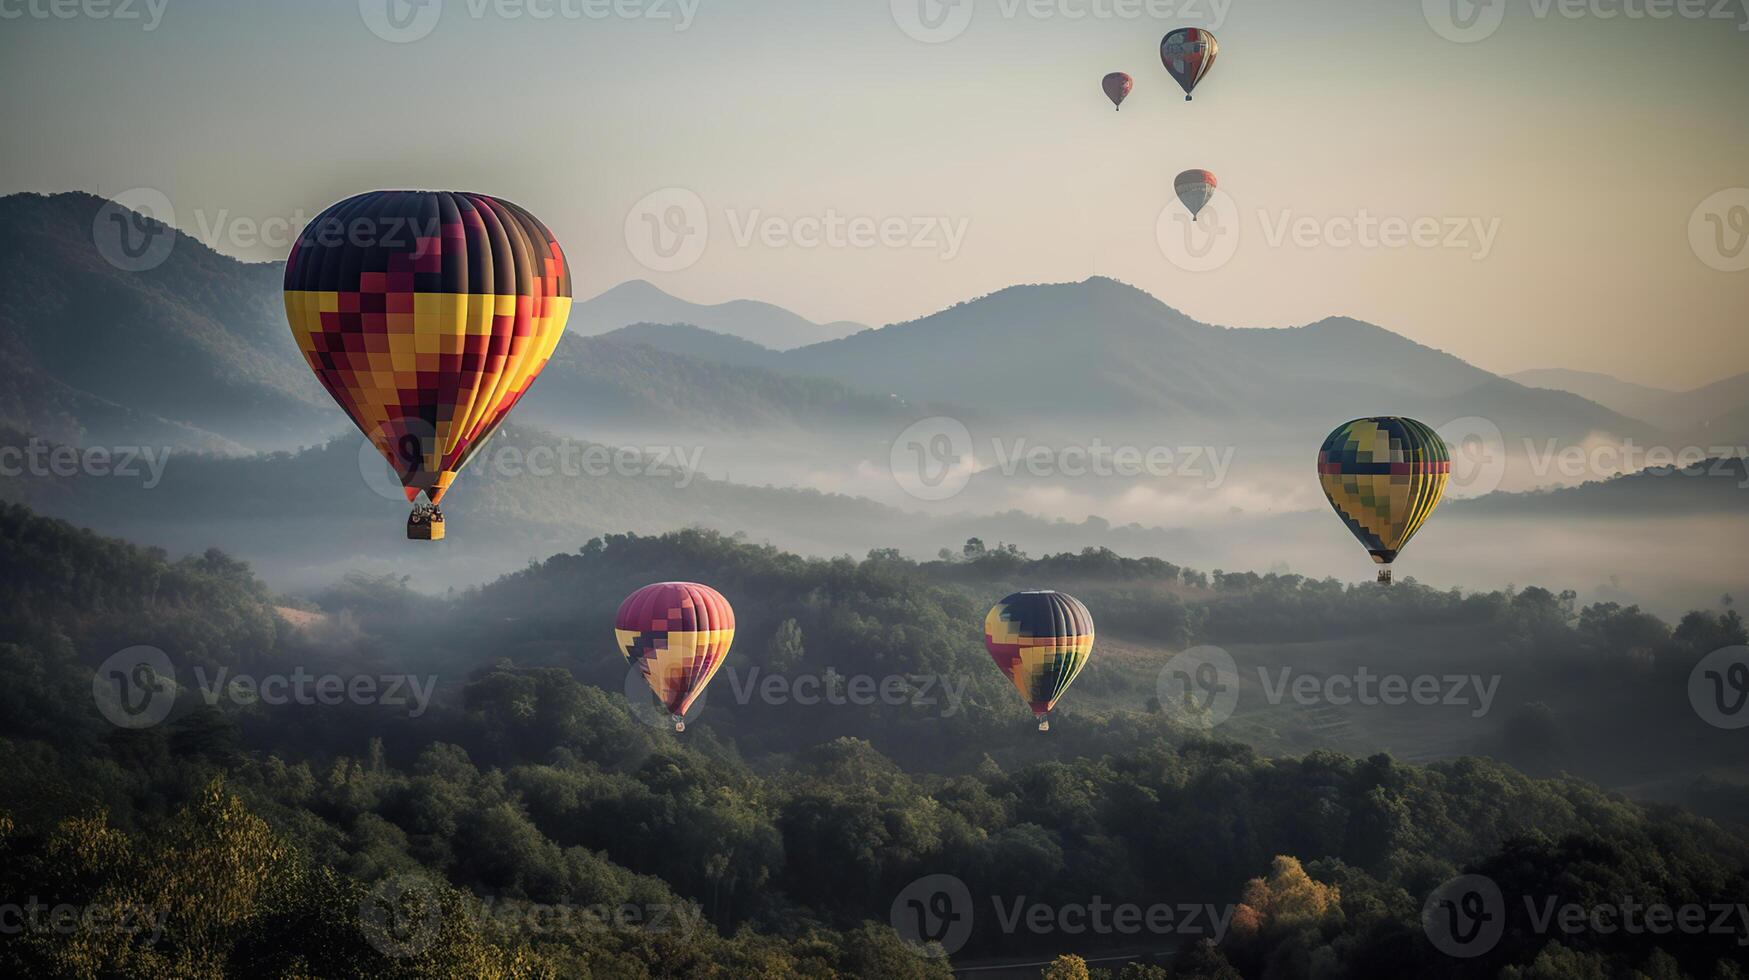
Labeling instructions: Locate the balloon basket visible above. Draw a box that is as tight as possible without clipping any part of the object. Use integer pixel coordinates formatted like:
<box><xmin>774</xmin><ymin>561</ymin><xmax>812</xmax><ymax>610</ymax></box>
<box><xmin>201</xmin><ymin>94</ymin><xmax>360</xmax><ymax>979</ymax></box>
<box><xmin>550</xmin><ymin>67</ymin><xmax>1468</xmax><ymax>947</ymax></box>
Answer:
<box><xmin>1377</xmin><ymin>568</ymin><xmax>1393</xmax><ymax>586</ymax></box>
<box><xmin>407</xmin><ymin>505</ymin><xmax>445</xmax><ymax>541</ymax></box>
<box><xmin>1037</xmin><ymin>718</ymin><xmax>1050</xmax><ymax>732</ymax></box>
<box><xmin>673</xmin><ymin>718</ymin><xmax>686</xmax><ymax>733</ymax></box>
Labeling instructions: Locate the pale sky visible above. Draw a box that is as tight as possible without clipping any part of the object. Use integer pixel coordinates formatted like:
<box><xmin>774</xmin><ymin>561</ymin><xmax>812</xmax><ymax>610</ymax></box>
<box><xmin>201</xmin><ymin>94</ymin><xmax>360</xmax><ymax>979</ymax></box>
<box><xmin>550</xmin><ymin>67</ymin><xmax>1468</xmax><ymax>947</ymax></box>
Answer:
<box><xmin>2</xmin><ymin>0</ymin><xmax>1746</xmax><ymax>388</ymax></box>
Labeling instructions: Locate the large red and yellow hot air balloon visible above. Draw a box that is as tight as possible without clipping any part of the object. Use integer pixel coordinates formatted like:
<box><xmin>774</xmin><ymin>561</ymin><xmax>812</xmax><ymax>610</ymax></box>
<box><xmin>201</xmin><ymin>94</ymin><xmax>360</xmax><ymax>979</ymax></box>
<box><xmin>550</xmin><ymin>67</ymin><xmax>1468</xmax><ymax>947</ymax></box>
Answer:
<box><xmin>1102</xmin><ymin>72</ymin><xmax>1134</xmax><ymax>111</ymax></box>
<box><xmin>984</xmin><ymin>591</ymin><xmax>1094</xmax><ymax>731</ymax></box>
<box><xmin>1318</xmin><ymin>417</ymin><xmax>1451</xmax><ymax>585</ymax></box>
<box><xmin>284</xmin><ymin>191</ymin><xmax>572</xmax><ymax>540</ymax></box>
<box><xmin>1160</xmin><ymin>28</ymin><xmax>1218</xmax><ymax>101</ymax></box>
<box><xmin>615</xmin><ymin>582</ymin><xmax>735</xmax><ymax>731</ymax></box>
<box><xmin>1175</xmin><ymin>169</ymin><xmax>1217</xmax><ymax>221</ymax></box>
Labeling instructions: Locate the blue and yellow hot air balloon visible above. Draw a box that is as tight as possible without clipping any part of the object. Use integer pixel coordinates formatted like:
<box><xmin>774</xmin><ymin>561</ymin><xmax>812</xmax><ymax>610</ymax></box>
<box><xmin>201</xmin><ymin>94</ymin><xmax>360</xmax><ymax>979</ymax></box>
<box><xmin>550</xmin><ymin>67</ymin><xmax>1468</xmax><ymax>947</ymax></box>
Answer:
<box><xmin>1318</xmin><ymin>417</ymin><xmax>1450</xmax><ymax>585</ymax></box>
<box><xmin>984</xmin><ymin>591</ymin><xmax>1094</xmax><ymax>731</ymax></box>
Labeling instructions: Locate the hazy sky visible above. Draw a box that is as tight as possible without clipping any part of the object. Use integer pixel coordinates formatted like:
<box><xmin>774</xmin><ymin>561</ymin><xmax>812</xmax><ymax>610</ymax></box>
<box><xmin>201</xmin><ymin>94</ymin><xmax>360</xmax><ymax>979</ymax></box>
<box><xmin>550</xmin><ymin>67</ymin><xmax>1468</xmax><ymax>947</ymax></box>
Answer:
<box><xmin>2</xmin><ymin>0</ymin><xmax>1746</xmax><ymax>388</ymax></box>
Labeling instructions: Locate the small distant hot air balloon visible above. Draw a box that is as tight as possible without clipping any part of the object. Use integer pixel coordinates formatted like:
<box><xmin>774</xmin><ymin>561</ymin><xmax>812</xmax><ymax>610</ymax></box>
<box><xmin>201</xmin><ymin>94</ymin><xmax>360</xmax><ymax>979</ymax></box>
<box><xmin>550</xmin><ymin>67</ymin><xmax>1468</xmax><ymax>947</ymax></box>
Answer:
<box><xmin>284</xmin><ymin>191</ymin><xmax>572</xmax><ymax>540</ymax></box>
<box><xmin>984</xmin><ymin>591</ymin><xmax>1094</xmax><ymax>731</ymax></box>
<box><xmin>1160</xmin><ymin>28</ymin><xmax>1218</xmax><ymax>101</ymax></box>
<box><xmin>1102</xmin><ymin>72</ymin><xmax>1134</xmax><ymax>111</ymax></box>
<box><xmin>1318</xmin><ymin>418</ymin><xmax>1451</xmax><ymax>585</ymax></box>
<box><xmin>1175</xmin><ymin>169</ymin><xmax>1217</xmax><ymax>221</ymax></box>
<box><xmin>615</xmin><ymin>582</ymin><xmax>735</xmax><ymax>731</ymax></box>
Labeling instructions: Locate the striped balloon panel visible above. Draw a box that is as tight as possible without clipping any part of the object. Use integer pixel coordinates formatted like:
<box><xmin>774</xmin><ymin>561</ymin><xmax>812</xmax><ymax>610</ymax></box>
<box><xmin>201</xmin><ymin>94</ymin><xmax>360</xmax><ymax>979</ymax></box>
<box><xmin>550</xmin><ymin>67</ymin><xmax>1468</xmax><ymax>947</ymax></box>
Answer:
<box><xmin>615</xmin><ymin>582</ymin><xmax>736</xmax><ymax>717</ymax></box>
<box><xmin>1317</xmin><ymin>417</ymin><xmax>1451</xmax><ymax>564</ymax></box>
<box><xmin>983</xmin><ymin>590</ymin><xmax>1095</xmax><ymax>716</ymax></box>
<box><xmin>283</xmin><ymin>191</ymin><xmax>571</xmax><ymax>503</ymax></box>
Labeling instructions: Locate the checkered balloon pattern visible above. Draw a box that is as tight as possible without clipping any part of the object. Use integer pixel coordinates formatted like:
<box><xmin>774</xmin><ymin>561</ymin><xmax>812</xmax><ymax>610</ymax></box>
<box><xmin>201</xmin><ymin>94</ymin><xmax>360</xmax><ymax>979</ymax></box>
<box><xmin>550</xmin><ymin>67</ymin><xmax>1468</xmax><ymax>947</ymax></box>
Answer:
<box><xmin>1317</xmin><ymin>417</ymin><xmax>1451</xmax><ymax>565</ymax></box>
<box><xmin>283</xmin><ymin>191</ymin><xmax>572</xmax><ymax>505</ymax></box>
<box><xmin>983</xmin><ymin>591</ymin><xmax>1095</xmax><ymax>718</ymax></box>
<box><xmin>615</xmin><ymin>582</ymin><xmax>736</xmax><ymax>718</ymax></box>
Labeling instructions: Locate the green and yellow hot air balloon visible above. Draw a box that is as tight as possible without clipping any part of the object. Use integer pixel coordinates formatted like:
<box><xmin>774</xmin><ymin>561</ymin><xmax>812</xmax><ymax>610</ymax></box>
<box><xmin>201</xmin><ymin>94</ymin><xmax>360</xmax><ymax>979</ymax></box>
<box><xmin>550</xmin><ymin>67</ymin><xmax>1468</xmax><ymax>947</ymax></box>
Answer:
<box><xmin>1317</xmin><ymin>417</ymin><xmax>1450</xmax><ymax>585</ymax></box>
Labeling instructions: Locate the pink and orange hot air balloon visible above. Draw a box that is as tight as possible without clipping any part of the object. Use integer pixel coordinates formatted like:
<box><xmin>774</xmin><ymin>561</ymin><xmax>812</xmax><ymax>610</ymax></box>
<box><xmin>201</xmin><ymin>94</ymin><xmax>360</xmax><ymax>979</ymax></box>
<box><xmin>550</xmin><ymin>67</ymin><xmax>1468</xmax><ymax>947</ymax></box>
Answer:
<box><xmin>284</xmin><ymin>191</ymin><xmax>572</xmax><ymax>540</ymax></box>
<box><xmin>1102</xmin><ymin>72</ymin><xmax>1134</xmax><ymax>111</ymax></box>
<box><xmin>615</xmin><ymin>582</ymin><xmax>736</xmax><ymax>731</ymax></box>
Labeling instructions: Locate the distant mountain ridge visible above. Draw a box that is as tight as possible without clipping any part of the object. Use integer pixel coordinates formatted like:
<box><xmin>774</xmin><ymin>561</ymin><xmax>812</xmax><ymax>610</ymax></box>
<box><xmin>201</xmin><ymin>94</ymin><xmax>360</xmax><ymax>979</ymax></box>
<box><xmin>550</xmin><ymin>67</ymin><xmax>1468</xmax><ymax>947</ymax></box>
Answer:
<box><xmin>569</xmin><ymin>279</ymin><xmax>864</xmax><ymax>350</ymax></box>
<box><xmin>1511</xmin><ymin>367</ymin><xmax>1749</xmax><ymax>437</ymax></box>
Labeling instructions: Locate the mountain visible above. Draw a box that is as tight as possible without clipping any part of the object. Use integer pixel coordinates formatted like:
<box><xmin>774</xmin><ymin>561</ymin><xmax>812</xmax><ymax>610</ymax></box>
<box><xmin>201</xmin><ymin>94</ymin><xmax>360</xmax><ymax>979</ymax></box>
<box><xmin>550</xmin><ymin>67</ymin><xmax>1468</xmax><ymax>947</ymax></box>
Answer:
<box><xmin>781</xmin><ymin>278</ymin><xmax>1656</xmax><ymax>447</ymax></box>
<box><xmin>594</xmin><ymin>321</ymin><xmax>786</xmax><ymax>370</ymax></box>
<box><xmin>0</xmin><ymin>192</ymin><xmax>336</xmax><ymax>452</ymax></box>
<box><xmin>518</xmin><ymin>331</ymin><xmax>916</xmax><ymax>433</ymax></box>
<box><xmin>568</xmin><ymin>279</ymin><xmax>864</xmax><ymax>350</ymax></box>
<box><xmin>1512</xmin><ymin>368</ymin><xmax>1749</xmax><ymax>437</ymax></box>
<box><xmin>1450</xmin><ymin>457</ymin><xmax>1749</xmax><ymax>516</ymax></box>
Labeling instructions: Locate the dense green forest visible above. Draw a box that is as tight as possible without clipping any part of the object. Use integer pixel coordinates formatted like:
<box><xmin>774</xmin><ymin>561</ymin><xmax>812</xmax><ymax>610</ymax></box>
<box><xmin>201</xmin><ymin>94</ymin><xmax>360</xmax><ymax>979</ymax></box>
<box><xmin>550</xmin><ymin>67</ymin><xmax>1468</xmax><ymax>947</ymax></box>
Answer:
<box><xmin>2</xmin><ymin>501</ymin><xmax>1747</xmax><ymax>978</ymax></box>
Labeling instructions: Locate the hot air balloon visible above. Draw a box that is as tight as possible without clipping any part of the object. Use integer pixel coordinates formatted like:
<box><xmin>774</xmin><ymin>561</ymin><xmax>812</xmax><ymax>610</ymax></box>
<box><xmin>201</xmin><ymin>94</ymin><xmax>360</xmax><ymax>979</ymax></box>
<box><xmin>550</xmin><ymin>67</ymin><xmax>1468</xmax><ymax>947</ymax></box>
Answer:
<box><xmin>1318</xmin><ymin>418</ymin><xmax>1451</xmax><ymax>585</ymax></box>
<box><xmin>1102</xmin><ymin>72</ymin><xmax>1134</xmax><ymax>111</ymax></box>
<box><xmin>1160</xmin><ymin>28</ymin><xmax>1218</xmax><ymax>101</ymax></box>
<box><xmin>1175</xmin><ymin>169</ymin><xmax>1217</xmax><ymax>221</ymax></box>
<box><xmin>615</xmin><ymin>582</ymin><xmax>735</xmax><ymax>732</ymax></box>
<box><xmin>983</xmin><ymin>591</ymin><xmax>1094</xmax><ymax>731</ymax></box>
<box><xmin>284</xmin><ymin>191</ymin><xmax>572</xmax><ymax>540</ymax></box>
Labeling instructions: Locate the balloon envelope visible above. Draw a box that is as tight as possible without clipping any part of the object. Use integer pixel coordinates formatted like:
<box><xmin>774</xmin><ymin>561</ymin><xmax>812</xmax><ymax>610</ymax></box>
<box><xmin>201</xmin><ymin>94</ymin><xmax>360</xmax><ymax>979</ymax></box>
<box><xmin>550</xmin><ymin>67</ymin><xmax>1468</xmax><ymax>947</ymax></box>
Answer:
<box><xmin>1102</xmin><ymin>72</ymin><xmax>1133</xmax><ymax>110</ymax></box>
<box><xmin>1175</xmin><ymin>169</ymin><xmax>1217</xmax><ymax>220</ymax></box>
<box><xmin>983</xmin><ymin>591</ymin><xmax>1094</xmax><ymax>720</ymax></box>
<box><xmin>284</xmin><ymin>191</ymin><xmax>571</xmax><ymax>507</ymax></box>
<box><xmin>1318</xmin><ymin>418</ymin><xmax>1450</xmax><ymax>566</ymax></box>
<box><xmin>616</xmin><ymin>582</ymin><xmax>736</xmax><ymax>724</ymax></box>
<box><xmin>1160</xmin><ymin>28</ymin><xmax>1218</xmax><ymax>100</ymax></box>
